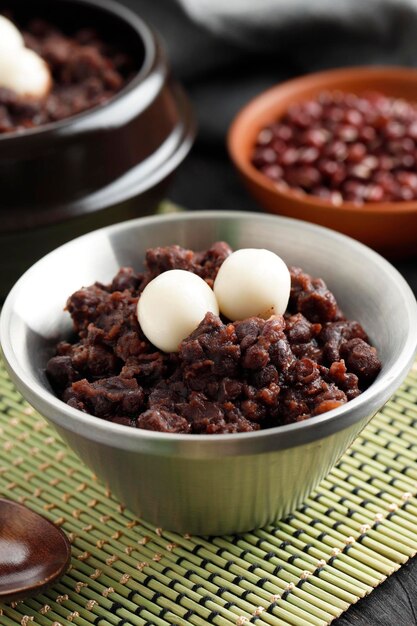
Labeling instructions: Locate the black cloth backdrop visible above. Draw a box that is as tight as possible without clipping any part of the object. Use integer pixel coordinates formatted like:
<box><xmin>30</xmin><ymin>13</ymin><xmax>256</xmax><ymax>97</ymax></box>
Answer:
<box><xmin>120</xmin><ymin>1</ymin><xmax>417</xmax><ymax>623</ymax></box>
<box><xmin>123</xmin><ymin>0</ymin><xmax>417</xmax><ymax>144</ymax></box>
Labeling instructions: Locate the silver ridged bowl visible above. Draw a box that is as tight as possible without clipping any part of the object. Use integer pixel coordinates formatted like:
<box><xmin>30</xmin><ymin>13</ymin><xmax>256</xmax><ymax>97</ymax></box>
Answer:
<box><xmin>1</xmin><ymin>211</ymin><xmax>416</xmax><ymax>534</ymax></box>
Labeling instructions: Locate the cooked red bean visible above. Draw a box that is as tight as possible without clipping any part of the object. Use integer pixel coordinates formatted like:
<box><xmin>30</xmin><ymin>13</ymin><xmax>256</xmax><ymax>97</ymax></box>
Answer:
<box><xmin>252</xmin><ymin>91</ymin><xmax>417</xmax><ymax>204</ymax></box>
<box><xmin>0</xmin><ymin>17</ymin><xmax>135</xmax><ymax>134</ymax></box>
<box><xmin>46</xmin><ymin>243</ymin><xmax>382</xmax><ymax>434</ymax></box>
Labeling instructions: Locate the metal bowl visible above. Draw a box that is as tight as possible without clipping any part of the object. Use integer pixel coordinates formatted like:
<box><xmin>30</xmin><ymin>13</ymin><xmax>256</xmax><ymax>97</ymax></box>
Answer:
<box><xmin>1</xmin><ymin>211</ymin><xmax>416</xmax><ymax>535</ymax></box>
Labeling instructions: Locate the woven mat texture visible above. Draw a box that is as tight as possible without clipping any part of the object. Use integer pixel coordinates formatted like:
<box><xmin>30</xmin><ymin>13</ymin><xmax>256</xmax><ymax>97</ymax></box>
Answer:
<box><xmin>1</xmin><ymin>359</ymin><xmax>417</xmax><ymax>626</ymax></box>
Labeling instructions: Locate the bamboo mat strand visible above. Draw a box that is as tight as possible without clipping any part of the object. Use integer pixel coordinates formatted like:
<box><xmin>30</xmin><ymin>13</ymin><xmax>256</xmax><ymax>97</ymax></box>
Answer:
<box><xmin>1</xmin><ymin>360</ymin><xmax>417</xmax><ymax>626</ymax></box>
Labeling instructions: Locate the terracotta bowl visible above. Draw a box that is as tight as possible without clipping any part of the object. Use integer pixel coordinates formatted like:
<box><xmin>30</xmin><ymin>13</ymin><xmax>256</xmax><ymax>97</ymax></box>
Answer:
<box><xmin>228</xmin><ymin>66</ymin><xmax>417</xmax><ymax>258</ymax></box>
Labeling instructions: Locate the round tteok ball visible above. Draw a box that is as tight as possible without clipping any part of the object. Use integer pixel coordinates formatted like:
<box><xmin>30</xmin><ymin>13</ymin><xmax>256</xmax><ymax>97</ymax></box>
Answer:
<box><xmin>137</xmin><ymin>269</ymin><xmax>219</xmax><ymax>353</ymax></box>
<box><xmin>0</xmin><ymin>48</ymin><xmax>52</xmax><ymax>98</ymax></box>
<box><xmin>0</xmin><ymin>16</ymin><xmax>51</xmax><ymax>98</ymax></box>
<box><xmin>213</xmin><ymin>248</ymin><xmax>290</xmax><ymax>321</ymax></box>
<box><xmin>0</xmin><ymin>15</ymin><xmax>24</xmax><ymax>52</ymax></box>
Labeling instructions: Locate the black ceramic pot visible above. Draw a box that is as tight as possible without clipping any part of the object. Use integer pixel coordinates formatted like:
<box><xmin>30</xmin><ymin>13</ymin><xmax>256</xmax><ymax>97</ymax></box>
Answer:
<box><xmin>0</xmin><ymin>0</ymin><xmax>195</xmax><ymax>297</ymax></box>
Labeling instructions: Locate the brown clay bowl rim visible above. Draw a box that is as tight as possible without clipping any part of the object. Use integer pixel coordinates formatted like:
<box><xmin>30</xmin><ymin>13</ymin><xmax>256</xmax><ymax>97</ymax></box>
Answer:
<box><xmin>0</xmin><ymin>0</ymin><xmax>157</xmax><ymax>143</ymax></box>
<box><xmin>228</xmin><ymin>65</ymin><xmax>417</xmax><ymax>216</ymax></box>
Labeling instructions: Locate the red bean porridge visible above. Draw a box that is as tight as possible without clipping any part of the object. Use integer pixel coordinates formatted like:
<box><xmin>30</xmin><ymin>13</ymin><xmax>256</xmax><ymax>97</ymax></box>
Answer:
<box><xmin>252</xmin><ymin>91</ymin><xmax>417</xmax><ymax>205</ymax></box>
<box><xmin>46</xmin><ymin>242</ymin><xmax>381</xmax><ymax>434</ymax></box>
<box><xmin>0</xmin><ymin>17</ymin><xmax>135</xmax><ymax>133</ymax></box>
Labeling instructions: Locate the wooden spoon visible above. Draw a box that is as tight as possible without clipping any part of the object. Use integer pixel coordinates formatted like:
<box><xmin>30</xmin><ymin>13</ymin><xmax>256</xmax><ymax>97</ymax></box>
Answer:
<box><xmin>0</xmin><ymin>498</ymin><xmax>71</xmax><ymax>603</ymax></box>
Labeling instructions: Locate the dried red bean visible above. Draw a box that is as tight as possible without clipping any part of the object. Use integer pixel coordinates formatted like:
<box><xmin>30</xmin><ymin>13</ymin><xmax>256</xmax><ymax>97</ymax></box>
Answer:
<box><xmin>272</xmin><ymin>124</ymin><xmax>293</xmax><ymax>141</ymax></box>
<box><xmin>252</xmin><ymin>90</ymin><xmax>417</xmax><ymax>203</ymax></box>
<box><xmin>280</xmin><ymin>147</ymin><xmax>300</xmax><ymax>166</ymax></box>
<box><xmin>257</xmin><ymin>128</ymin><xmax>274</xmax><ymax>145</ymax></box>
<box><xmin>252</xmin><ymin>148</ymin><xmax>277</xmax><ymax>168</ymax></box>
<box><xmin>261</xmin><ymin>164</ymin><xmax>283</xmax><ymax>181</ymax></box>
<box><xmin>364</xmin><ymin>185</ymin><xmax>384</xmax><ymax>202</ymax></box>
<box><xmin>285</xmin><ymin>166</ymin><xmax>321</xmax><ymax>189</ymax></box>
<box><xmin>299</xmin><ymin>147</ymin><xmax>320</xmax><ymax>164</ymax></box>
<box><xmin>301</xmin><ymin>128</ymin><xmax>329</xmax><ymax>147</ymax></box>
<box><xmin>346</xmin><ymin>143</ymin><xmax>367</xmax><ymax>163</ymax></box>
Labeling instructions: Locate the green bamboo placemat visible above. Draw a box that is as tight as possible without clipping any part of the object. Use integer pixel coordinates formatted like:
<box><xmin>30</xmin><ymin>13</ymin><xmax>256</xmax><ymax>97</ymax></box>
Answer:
<box><xmin>1</xmin><ymin>359</ymin><xmax>417</xmax><ymax>626</ymax></box>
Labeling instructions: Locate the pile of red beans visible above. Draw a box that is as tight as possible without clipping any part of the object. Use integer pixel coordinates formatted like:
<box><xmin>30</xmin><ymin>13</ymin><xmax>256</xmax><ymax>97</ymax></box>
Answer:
<box><xmin>252</xmin><ymin>91</ymin><xmax>417</xmax><ymax>205</ymax></box>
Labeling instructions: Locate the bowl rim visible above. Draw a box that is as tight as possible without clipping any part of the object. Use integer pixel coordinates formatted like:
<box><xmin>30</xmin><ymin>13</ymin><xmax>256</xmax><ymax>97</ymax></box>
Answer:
<box><xmin>0</xmin><ymin>0</ymin><xmax>158</xmax><ymax>143</ymax></box>
<box><xmin>1</xmin><ymin>210</ymin><xmax>417</xmax><ymax>457</ymax></box>
<box><xmin>0</xmin><ymin>82</ymin><xmax>196</xmax><ymax>234</ymax></box>
<box><xmin>228</xmin><ymin>65</ymin><xmax>417</xmax><ymax>216</ymax></box>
